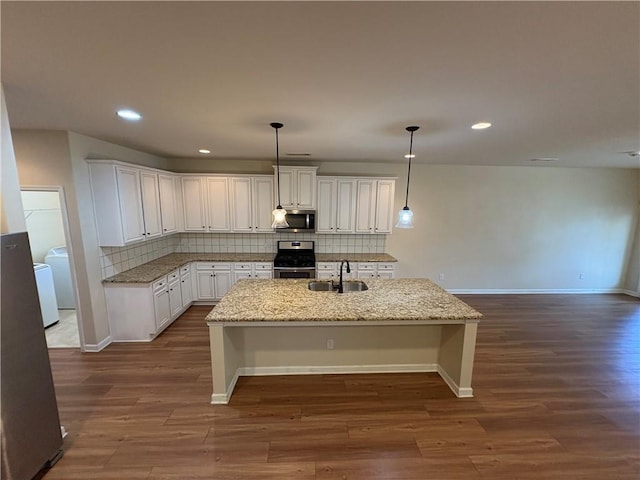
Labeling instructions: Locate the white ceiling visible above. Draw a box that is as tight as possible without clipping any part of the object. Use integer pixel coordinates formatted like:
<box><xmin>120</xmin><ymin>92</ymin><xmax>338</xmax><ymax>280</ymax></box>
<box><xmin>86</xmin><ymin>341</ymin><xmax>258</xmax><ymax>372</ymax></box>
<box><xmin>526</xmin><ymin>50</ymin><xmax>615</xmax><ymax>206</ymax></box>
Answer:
<box><xmin>2</xmin><ymin>1</ymin><xmax>639</xmax><ymax>168</ymax></box>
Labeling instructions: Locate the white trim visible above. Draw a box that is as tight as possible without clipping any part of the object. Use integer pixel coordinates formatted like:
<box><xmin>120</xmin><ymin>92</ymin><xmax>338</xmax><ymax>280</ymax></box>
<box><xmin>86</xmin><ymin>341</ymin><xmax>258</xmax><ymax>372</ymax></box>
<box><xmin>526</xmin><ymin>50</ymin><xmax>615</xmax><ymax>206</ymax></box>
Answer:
<box><xmin>211</xmin><ymin>363</ymin><xmax>441</xmax><ymax>404</ymax></box>
<box><xmin>210</xmin><ymin>370</ymin><xmax>240</xmax><ymax>404</ymax></box>
<box><xmin>238</xmin><ymin>363</ymin><xmax>438</xmax><ymax>377</ymax></box>
<box><xmin>448</xmin><ymin>288</ymin><xmax>624</xmax><ymax>295</ymax></box>
<box><xmin>437</xmin><ymin>365</ymin><xmax>473</xmax><ymax>398</ymax></box>
<box><xmin>620</xmin><ymin>289</ymin><xmax>640</xmax><ymax>298</ymax></box>
<box><xmin>82</xmin><ymin>335</ymin><xmax>111</xmax><ymax>352</ymax></box>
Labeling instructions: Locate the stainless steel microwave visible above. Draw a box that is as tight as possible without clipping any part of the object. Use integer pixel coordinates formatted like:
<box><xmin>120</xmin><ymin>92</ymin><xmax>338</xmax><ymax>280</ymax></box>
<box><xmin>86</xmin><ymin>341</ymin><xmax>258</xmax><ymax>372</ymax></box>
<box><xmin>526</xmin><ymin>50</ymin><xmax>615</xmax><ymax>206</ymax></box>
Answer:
<box><xmin>279</xmin><ymin>210</ymin><xmax>315</xmax><ymax>232</ymax></box>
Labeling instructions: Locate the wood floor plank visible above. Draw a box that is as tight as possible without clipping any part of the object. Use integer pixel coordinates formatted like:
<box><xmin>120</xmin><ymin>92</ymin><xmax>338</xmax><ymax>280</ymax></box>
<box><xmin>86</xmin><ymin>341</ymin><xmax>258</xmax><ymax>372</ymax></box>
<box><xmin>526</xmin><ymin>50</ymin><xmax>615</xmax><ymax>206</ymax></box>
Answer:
<box><xmin>38</xmin><ymin>296</ymin><xmax>639</xmax><ymax>479</ymax></box>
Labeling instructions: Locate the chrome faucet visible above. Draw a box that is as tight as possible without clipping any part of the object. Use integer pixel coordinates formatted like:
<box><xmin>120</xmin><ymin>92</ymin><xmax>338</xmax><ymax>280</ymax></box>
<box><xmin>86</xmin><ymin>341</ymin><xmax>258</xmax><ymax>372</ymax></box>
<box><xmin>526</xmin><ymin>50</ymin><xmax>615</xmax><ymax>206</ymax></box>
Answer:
<box><xmin>337</xmin><ymin>259</ymin><xmax>351</xmax><ymax>293</ymax></box>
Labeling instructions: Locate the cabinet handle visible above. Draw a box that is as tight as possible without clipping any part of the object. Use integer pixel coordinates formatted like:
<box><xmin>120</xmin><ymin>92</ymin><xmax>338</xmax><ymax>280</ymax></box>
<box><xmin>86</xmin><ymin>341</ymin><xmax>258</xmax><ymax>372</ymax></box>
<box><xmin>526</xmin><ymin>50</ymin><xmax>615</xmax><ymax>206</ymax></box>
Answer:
<box><xmin>164</xmin><ymin>228</ymin><xmax>167</xmax><ymax>231</ymax></box>
<box><xmin>142</xmin><ymin>233</ymin><xmax>146</xmax><ymax>236</ymax></box>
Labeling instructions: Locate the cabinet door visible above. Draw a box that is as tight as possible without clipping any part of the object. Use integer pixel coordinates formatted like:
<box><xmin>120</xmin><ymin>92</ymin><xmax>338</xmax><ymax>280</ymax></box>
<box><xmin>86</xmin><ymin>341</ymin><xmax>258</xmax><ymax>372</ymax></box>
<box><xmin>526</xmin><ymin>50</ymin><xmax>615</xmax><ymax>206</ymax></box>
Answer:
<box><xmin>180</xmin><ymin>273</ymin><xmax>193</xmax><ymax>306</ymax></box>
<box><xmin>355</xmin><ymin>180</ymin><xmax>376</xmax><ymax>233</ymax></box>
<box><xmin>335</xmin><ymin>180</ymin><xmax>356</xmax><ymax>233</ymax></box>
<box><xmin>182</xmin><ymin>177</ymin><xmax>206</xmax><ymax>231</ymax></box>
<box><xmin>253</xmin><ymin>177</ymin><xmax>275</xmax><ymax>232</ymax></box>
<box><xmin>207</xmin><ymin>177</ymin><xmax>231</xmax><ymax>231</ymax></box>
<box><xmin>374</xmin><ymin>180</ymin><xmax>395</xmax><ymax>234</ymax></box>
<box><xmin>116</xmin><ymin>167</ymin><xmax>146</xmax><ymax>243</ymax></box>
<box><xmin>296</xmin><ymin>169</ymin><xmax>317</xmax><ymax>209</ymax></box>
<box><xmin>168</xmin><ymin>279</ymin><xmax>183</xmax><ymax>318</ymax></box>
<box><xmin>196</xmin><ymin>270</ymin><xmax>216</xmax><ymax>300</ymax></box>
<box><xmin>233</xmin><ymin>271</ymin><xmax>252</xmax><ymax>284</ymax></box>
<box><xmin>153</xmin><ymin>288</ymin><xmax>171</xmax><ymax>330</ymax></box>
<box><xmin>158</xmin><ymin>174</ymin><xmax>178</xmax><ymax>234</ymax></box>
<box><xmin>229</xmin><ymin>177</ymin><xmax>252</xmax><ymax>232</ymax></box>
<box><xmin>254</xmin><ymin>271</ymin><xmax>273</xmax><ymax>280</ymax></box>
<box><xmin>277</xmin><ymin>169</ymin><xmax>295</xmax><ymax>209</ymax></box>
<box><xmin>213</xmin><ymin>271</ymin><xmax>232</xmax><ymax>299</ymax></box>
<box><xmin>140</xmin><ymin>171</ymin><xmax>162</xmax><ymax>239</ymax></box>
<box><xmin>316</xmin><ymin>179</ymin><xmax>336</xmax><ymax>233</ymax></box>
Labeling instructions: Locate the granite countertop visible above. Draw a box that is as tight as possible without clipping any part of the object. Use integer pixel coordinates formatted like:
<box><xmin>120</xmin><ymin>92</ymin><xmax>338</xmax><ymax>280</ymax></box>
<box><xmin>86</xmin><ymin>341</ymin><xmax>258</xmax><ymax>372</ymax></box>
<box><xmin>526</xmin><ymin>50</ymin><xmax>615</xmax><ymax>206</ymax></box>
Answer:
<box><xmin>103</xmin><ymin>252</ymin><xmax>397</xmax><ymax>284</ymax></box>
<box><xmin>206</xmin><ymin>278</ymin><xmax>482</xmax><ymax>323</ymax></box>
<box><xmin>102</xmin><ymin>253</ymin><xmax>274</xmax><ymax>284</ymax></box>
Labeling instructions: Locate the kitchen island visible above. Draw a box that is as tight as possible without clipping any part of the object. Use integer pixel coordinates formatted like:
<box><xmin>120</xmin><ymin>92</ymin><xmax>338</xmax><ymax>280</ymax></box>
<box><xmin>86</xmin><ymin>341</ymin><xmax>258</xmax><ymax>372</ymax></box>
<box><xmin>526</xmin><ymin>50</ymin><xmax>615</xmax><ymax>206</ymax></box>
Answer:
<box><xmin>205</xmin><ymin>278</ymin><xmax>482</xmax><ymax>404</ymax></box>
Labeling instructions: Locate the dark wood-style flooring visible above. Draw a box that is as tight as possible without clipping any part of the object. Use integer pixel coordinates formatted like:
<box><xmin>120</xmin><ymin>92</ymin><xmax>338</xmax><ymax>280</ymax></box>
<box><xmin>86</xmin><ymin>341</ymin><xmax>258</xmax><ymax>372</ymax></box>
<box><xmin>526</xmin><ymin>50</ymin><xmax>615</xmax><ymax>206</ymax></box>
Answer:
<box><xmin>41</xmin><ymin>294</ymin><xmax>639</xmax><ymax>479</ymax></box>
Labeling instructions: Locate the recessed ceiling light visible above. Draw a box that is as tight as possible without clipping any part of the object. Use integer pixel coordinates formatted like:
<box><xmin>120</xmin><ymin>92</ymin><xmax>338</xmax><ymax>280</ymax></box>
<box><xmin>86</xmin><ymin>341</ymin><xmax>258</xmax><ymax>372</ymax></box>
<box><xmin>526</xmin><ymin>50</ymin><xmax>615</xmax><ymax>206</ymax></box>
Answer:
<box><xmin>471</xmin><ymin>122</ymin><xmax>492</xmax><ymax>130</ymax></box>
<box><xmin>404</xmin><ymin>154</ymin><xmax>415</xmax><ymax>159</ymax></box>
<box><xmin>116</xmin><ymin>109</ymin><xmax>142</xmax><ymax>121</ymax></box>
<box><xmin>198</xmin><ymin>149</ymin><xmax>211</xmax><ymax>154</ymax></box>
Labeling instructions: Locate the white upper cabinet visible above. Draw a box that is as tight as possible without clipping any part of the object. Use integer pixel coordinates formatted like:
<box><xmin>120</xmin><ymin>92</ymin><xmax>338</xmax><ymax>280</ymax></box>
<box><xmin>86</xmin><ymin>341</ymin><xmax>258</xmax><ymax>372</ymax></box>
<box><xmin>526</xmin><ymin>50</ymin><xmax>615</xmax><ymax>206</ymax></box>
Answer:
<box><xmin>316</xmin><ymin>178</ymin><xmax>356</xmax><ymax>234</ymax></box>
<box><xmin>229</xmin><ymin>177</ymin><xmax>252</xmax><ymax>232</ymax></box>
<box><xmin>158</xmin><ymin>174</ymin><xmax>178</xmax><ymax>234</ymax></box>
<box><xmin>354</xmin><ymin>178</ymin><xmax>396</xmax><ymax>234</ymax></box>
<box><xmin>139</xmin><ymin>171</ymin><xmax>162</xmax><ymax>239</ymax></box>
<box><xmin>89</xmin><ymin>162</ymin><xmax>170</xmax><ymax>246</ymax></box>
<box><xmin>316</xmin><ymin>178</ymin><xmax>336</xmax><ymax>233</ymax></box>
<box><xmin>274</xmin><ymin>166</ymin><xmax>317</xmax><ymax>210</ymax></box>
<box><xmin>181</xmin><ymin>177</ymin><xmax>207</xmax><ymax>231</ymax></box>
<box><xmin>230</xmin><ymin>176</ymin><xmax>274</xmax><ymax>233</ymax></box>
<box><xmin>206</xmin><ymin>177</ymin><xmax>231</xmax><ymax>232</ymax></box>
<box><xmin>252</xmin><ymin>176</ymin><xmax>275</xmax><ymax>232</ymax></box>
<box><xmin>115</xmin><ymin>167</ymin><xmax>146</xmax><ymax>244</ymax></box>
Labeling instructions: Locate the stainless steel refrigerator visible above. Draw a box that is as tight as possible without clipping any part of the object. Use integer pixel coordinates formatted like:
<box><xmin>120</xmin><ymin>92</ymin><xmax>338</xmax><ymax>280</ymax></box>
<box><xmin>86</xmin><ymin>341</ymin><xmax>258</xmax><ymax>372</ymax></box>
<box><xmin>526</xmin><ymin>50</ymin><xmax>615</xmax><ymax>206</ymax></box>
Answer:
<box><xmin>1</xmin><ymin>232</ymin><xmax>63</xmax><ymax>479</ymax></box>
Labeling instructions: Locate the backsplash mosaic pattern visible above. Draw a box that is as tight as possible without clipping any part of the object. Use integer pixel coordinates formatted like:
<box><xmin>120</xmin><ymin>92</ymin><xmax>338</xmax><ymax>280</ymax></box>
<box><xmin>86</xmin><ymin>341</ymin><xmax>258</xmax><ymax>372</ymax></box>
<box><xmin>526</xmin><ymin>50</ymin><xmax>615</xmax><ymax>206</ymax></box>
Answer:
<box><xmin>100</xmin><ymin>233</ymin><xmax>386</xmax><ymax>279</ymax></box>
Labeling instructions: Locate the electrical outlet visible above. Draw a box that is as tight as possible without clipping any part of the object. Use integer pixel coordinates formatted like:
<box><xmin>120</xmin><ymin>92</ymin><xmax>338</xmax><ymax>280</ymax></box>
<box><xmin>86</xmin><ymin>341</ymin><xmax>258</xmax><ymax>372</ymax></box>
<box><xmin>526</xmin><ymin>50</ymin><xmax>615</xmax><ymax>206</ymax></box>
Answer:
<box><xmin>327</xmin><ymin>338</ymin><xmax>335</xmax><ymax>350</ymax></box>
<box><xmin>439</xmin><ymin>273</ymin><xmax>445</xmax><ymax>281</ymax></box>
<box><xmin>579</xmin><ymin>272</ymin><xmax>585</xmax><ymax>280</ymax></box>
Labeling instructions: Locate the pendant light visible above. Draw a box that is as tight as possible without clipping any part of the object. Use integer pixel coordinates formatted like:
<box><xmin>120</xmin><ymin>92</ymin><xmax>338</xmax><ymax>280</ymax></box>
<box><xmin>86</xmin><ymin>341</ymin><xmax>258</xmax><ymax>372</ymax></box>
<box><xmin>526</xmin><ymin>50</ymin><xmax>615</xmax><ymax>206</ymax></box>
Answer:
<box><xmin>270</xmin><ymin>122</ymin><xmax>289</xmax><ymax>228</ymax></box>
<box><xmin>396</xmin><ymin>125</ymin><xmax>419</xmax><ymax>229</ymax></box>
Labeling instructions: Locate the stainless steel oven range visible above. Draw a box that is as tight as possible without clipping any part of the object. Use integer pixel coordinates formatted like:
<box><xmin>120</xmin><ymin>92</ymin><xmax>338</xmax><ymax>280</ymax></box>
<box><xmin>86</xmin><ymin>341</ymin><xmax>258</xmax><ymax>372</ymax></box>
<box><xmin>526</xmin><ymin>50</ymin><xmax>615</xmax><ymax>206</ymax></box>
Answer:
<box><xmin>273</xmin><ymin>240</ymin><xmax>316</xmax><ymax>279</ymax></box>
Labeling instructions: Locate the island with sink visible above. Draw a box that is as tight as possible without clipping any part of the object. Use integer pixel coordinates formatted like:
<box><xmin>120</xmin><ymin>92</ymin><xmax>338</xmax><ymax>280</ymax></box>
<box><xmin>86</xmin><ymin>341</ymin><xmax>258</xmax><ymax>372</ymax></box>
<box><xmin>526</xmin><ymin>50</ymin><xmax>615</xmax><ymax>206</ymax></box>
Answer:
<box><xmin>205</xmin><ymin>278</ymin><xmax>482</xmax><ymax>404</ymax></box>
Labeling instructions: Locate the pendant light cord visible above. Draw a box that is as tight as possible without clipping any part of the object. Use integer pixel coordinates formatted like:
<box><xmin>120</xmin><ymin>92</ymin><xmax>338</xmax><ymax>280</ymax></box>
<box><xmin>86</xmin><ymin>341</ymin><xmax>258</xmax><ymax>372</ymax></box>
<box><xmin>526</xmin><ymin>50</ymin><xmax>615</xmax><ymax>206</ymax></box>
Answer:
<box><xmin>271</xmin><ymin>122</ymin><xmax>284</xmax><ymax>208</ymax></box>
<box><xmin>275</xmin><ymin>127</ymin><xmax>281</xmax><ymax>208</ymax></box>
<box><xmin>404</xmin><ymin>128</ymin><xmax>415</xmax><ymax>209</ymax></box>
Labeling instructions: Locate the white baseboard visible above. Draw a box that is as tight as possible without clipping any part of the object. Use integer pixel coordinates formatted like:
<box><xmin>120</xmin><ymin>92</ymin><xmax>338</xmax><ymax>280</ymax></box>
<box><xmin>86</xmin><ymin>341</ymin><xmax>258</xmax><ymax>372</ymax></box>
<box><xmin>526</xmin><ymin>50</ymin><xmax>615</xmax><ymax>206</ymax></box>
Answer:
<box><xmin>620</xmin><ymin>289</ymin><xmax>640</xmax><ymax>298</ymax></box>
<box><xmin>83</xmin><ymin>335</ymin><xmax>111</xmax><ymax>352</ymax></box>
<box><xmin>210</xmin><ymin>363</ymin><xmax>472</xmax><ymax>405</ymax></box>
<box><xmin>448</xmin><ymin>288</ymin><xmax>625</xmax><ymax>295</ymax></box>
<box><xmin>211</xmin><ymin>370</ymin><xmax>240</xmax><ymax>404</ymax></box>
<box><xmin>437</xmin><ymin>365</ymin><xmax>473</xmax><ymax>398</ymax></box>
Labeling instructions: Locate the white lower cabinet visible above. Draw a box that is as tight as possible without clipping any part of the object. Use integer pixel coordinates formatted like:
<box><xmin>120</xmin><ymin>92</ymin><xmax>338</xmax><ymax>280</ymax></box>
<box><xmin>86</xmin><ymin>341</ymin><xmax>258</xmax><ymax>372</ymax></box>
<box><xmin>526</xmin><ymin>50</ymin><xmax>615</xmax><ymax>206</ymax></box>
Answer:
<box><xmin>316</xmin><ymin>262</ymin><xmax>395</xmax><ymax>280</ymax></box>
<box><xmin>105</xmin><ymin>268</ymin><xmax>190</xmax><ymax>342</ymax></box>
<box><xmin>233</xmin><ymin>262</ymin><xmax>273</xmax><ymax>283</ymax></box>
<box><xmin>179</xmin><ymin>265</ymin><xmax>193</xmax><ymax>306</ymax></box>
<box><xmin>195</xmin><ymin>263</ymin><xmax>232</xmax><ymax>300</ymax></box>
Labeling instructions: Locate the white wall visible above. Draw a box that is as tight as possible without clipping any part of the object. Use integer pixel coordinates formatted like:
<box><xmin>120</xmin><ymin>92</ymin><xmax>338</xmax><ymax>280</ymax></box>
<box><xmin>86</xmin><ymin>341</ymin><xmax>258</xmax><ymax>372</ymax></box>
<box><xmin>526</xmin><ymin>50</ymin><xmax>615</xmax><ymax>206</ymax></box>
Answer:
<box><xmin>21</xmin><ymin>190</ymin><xmax>66</xmax><ymax>263</ymax></box>
<box><xmin>0</xmin><ymin>86</ymin><xmax>26</xmax><ymax>234</ymax></box>
<box><xmin>387</xmin><ymin>165</ymin><xmax>638</xmax><ymax>292</ymax></box>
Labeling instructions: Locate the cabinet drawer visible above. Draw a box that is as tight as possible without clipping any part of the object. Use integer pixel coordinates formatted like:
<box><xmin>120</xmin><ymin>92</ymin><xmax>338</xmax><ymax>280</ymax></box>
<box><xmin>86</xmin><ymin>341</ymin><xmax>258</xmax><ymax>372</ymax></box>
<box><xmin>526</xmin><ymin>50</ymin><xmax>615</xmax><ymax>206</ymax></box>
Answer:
<box><xmin>180</xmin><ymin>265</ymin><xmax>191</xmax><ymax>276</ymax></box>
<box><xmin>195</xmin><ymin>262</ymin><xmax>231</xmax><ymax>270</ymax></box>
<box><xmin>167</xmin><ymin>269</ymin><xmax>179</xmax><ymax>281</ymax></box>
<box><xmin>317</xmin><ymin>262</ymin><xmax>336</xmax><ymax>270</ymax></box>
<box><xmin>357</xmin><ymin>263</ymin><xmax>375</xmax><ymax>271</ymax></box>
<box><xmin>234</xmin><ymin>263</ymin><xmax>252</xmax><ymax>270</ymax></box>
<box><xmin>377</xmin><ymin>263</ymin><xmax>395</xmax><ymax>270</ymax></box>
<box><xmin>254</xmin><ymin>263</ymin><xmax>273</xmax><ymax>270</ymax></box>
<box><xmin>152</xmin><ymin>276</ymin><xmax>168</xmax><ymax>292</ymax></box>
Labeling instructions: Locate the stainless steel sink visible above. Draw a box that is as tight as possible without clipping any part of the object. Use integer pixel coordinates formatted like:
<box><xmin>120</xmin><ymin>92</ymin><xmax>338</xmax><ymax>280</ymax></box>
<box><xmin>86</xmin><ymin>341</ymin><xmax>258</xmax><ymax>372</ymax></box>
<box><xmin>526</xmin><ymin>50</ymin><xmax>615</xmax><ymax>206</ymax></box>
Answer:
<box><xmin>307</xmin><ymin>280</ymin><xmax>368</xmax><ymax>292</ymax></box>
<box><xmin>307</xmin><ymin>281</ymin><xmax>334</xmax><ymax>291</ymax></box>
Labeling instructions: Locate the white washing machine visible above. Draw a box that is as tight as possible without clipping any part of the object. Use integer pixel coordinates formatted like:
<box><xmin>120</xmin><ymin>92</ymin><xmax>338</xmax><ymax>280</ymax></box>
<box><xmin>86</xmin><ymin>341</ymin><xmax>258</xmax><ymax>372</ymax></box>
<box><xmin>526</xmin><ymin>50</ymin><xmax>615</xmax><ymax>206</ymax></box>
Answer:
<box><xmin>45</xmin><ymin>246</ymin><xmax>76</xmax><ymax>309</ymax></box>
<box><xmin>33</xmin><ymin>263</ymin><xmax>59</xmax><ymax>328</ymax></box>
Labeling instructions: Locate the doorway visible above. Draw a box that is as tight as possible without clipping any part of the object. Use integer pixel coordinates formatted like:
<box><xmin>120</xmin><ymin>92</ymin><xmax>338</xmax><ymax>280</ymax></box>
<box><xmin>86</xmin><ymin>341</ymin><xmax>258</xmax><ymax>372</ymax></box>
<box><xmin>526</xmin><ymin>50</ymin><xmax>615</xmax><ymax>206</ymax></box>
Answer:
<box><xmin>21</xmin><ymin>186</ymin><xmax>84</xmax><ymax>349</ymax></box>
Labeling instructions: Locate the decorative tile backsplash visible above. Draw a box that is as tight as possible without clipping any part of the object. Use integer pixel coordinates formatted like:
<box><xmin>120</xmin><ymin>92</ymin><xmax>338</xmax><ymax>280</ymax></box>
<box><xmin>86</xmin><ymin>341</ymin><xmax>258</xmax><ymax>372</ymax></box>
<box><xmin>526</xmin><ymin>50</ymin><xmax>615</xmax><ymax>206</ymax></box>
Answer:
<box><xmin>99</xmin><ymin>232</ymin><xmax>386</xmax><ymax>279</ymax></box>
